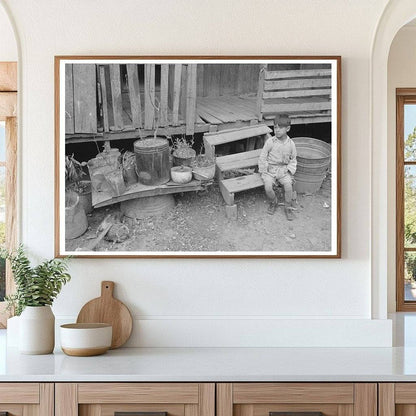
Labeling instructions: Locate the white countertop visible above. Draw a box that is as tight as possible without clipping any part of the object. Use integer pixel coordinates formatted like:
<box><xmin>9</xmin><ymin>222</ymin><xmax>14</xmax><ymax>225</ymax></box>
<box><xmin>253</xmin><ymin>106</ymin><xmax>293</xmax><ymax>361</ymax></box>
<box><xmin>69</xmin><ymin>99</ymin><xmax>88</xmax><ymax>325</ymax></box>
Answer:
<box><xmin>1</xmin><ymin>330</ymin><xmax>416</xmax><ymax>382</ymax></box>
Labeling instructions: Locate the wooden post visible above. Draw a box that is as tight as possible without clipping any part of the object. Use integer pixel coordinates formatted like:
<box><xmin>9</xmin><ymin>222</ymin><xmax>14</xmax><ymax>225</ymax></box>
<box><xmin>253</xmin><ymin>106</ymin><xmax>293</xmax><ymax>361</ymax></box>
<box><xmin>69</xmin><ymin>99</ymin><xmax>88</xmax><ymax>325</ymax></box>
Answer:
<box><xmin>172</xmin><ymin>64</ymin><xmax>182</xmax><ymax>126</ymax></box>
<box><xmin>144</xmin><ymin>64</ymin><xmax>156</xmax><ymax>130</ymax></box>
<box><xmin>109</xmin><ymin>64</ymin><xmax>124</xmax><ymax>131</ymax></box>
<box><xmin>126</xmin><ymin>64</ymin><xmax>142</xmax><ymax>129</ymax></box>
<box><xmin>65</xmin><ymin>64</ymin><xmax>75</xmax><ymax>134</ymax></box>
<box><xmin>160</xmin><ymin>64</ymin><xmax>169</xmax><ymax>127</ymax></box>
<box><xmin>186</xmin><ymin>64</ymin><xmax>197</xmax><ymax>136</ymax></box>
<box><xmin>256</xmin><ymin>64</ymin><xmax>267</xmax><ymax>121</ymax></box>
<box><xmin>73</xmin><ymin>64</ymin><xmax>97</xmax><ymax>133</ymax></box>
<box><xmin>99</xmin><ymin>66</ymin><xmax>110</xmax><ymax>132</ymax></box>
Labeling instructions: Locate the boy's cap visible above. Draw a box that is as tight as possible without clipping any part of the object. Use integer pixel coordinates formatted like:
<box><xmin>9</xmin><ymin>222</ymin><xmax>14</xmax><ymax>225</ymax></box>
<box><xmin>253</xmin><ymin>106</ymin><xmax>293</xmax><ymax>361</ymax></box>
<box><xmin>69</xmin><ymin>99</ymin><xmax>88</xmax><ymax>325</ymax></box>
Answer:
<box><xmin>274</xmin><ymin>113</ymin><xmax>291</xmax><ymax>127</ymax></box>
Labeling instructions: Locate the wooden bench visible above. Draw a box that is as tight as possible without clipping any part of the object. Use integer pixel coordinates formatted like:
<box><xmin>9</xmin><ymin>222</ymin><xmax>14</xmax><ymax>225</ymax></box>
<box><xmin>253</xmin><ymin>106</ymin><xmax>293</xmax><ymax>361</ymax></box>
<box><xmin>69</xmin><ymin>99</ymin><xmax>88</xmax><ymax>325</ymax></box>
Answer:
<box><xmin>202</xmin><ymin>124</ymin><xmax>272</xmax><ymax>218</ymax></box>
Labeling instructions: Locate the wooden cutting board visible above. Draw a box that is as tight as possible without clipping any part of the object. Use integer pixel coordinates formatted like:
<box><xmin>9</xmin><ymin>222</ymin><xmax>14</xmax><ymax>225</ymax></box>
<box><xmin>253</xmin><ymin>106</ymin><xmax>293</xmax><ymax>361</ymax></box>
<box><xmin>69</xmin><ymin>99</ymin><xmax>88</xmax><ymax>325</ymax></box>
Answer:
<box><xmin>76</xmin><ymin>281</ymin><xmax>133</xmax><ymax>349</ymax></box>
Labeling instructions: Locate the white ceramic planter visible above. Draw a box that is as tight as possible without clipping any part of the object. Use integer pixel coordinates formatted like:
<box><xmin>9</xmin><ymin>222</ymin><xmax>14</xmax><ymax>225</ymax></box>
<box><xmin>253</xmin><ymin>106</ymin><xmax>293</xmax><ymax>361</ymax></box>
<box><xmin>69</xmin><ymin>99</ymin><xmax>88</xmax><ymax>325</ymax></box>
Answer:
<box><xmin>19</xmin><ymin>306</ymin><xmax>55</xmax><ymax>354</ymax></box>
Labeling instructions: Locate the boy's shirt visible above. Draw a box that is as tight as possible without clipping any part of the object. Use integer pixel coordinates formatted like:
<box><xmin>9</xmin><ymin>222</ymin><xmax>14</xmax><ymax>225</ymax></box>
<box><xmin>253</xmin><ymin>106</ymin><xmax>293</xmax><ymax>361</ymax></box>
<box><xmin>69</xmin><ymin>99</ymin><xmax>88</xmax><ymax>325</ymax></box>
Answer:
<box><xmin>258</xmin><ymin>135</ymin><xmax>297</xmax><ymax>178</ymax></box>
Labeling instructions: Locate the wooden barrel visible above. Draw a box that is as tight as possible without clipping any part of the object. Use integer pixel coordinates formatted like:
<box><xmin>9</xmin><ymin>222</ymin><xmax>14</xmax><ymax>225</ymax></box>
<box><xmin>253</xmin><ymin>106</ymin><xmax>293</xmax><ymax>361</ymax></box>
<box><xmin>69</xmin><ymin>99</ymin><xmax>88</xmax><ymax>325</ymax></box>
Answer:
<box><xmin>292</xmin><ymin>137</ymin><xmax>331</xmax><ymax>194</ymax></box>
<box><xmin>134</xmin><ymin>137</ymin><xmax>170</xmax><ymax>186</ymax></box>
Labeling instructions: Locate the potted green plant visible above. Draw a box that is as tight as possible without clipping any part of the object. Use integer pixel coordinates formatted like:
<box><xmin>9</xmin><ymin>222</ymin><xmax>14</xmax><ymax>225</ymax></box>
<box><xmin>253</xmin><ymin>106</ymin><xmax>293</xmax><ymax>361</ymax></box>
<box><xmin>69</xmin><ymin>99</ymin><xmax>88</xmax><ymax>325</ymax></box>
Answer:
<box><xmin>172</xmin><ymin>136</ymin><xmax>196</xmax><ymax>166</ymax></box>
<box><xmin>1</xmin><ymin>245</ymin><xmax>71</xmax><ymax>354</ymax></box>
<box><xmin>191</xmin><ymin>153</ymin><xmax>216</xmax><ymax>181</ymax></box>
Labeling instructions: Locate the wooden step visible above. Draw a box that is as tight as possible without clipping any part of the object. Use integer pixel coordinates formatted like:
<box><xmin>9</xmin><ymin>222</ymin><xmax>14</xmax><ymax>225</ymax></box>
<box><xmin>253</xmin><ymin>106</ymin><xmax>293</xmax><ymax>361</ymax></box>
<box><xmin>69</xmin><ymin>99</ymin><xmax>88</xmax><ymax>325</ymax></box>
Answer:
<box><xmin>222</xmin><ymin>173</ymin><xmax>263</xmax><ymax>194</ymax></box>
<box><xmin>216</xmin><ymin>149</ymin><xmax>262</xmax><ymax>172</ymax></box>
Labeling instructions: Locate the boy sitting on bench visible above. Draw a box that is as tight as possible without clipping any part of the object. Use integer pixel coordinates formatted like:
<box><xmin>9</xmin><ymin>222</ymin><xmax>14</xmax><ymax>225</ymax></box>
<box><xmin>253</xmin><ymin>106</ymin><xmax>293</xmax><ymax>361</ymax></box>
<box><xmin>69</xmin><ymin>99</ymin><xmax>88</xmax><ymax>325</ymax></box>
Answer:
<box><xmin>258</xmin><ymin>114</ymin><xmax>297</xmax><ymax>220</ymax></box>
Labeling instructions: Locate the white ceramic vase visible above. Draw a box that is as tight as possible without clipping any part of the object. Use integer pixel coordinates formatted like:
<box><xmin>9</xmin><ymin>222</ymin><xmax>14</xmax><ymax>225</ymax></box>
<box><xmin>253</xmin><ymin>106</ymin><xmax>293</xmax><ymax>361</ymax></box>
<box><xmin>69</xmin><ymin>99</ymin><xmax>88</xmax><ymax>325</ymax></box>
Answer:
<box><xmin>19</xmin><ymin>306</ymin><xmax>55</xmax><ymax>354</ymax></box>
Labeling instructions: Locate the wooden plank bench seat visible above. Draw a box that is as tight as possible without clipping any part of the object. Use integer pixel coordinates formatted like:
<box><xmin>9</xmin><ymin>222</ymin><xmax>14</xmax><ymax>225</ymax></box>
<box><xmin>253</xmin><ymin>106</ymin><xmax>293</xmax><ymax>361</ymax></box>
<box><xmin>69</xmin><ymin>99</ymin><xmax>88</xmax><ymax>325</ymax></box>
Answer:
<box><xmin>203</xmin><ymin>124</ymin><xmax>272</xmax><ymax>159</ymax></box>
<box><xmin>216</xmin><ymin>149</ymin><xmax>262</xmax><ymax>174</ymax></box>
<box><xmin>219</xmin><ymin>173</ymin><xmax>263</xmax><ymax>206</ymax></box>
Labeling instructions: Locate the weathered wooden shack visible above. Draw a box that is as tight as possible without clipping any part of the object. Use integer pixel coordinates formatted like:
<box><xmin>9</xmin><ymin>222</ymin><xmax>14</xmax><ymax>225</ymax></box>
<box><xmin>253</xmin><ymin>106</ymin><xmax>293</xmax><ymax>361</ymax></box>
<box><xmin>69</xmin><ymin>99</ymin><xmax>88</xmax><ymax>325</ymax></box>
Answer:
<box><xmin>65</xmin><ymin>63</ymin><xmax>332</xmax><ymax>144</ymax></box>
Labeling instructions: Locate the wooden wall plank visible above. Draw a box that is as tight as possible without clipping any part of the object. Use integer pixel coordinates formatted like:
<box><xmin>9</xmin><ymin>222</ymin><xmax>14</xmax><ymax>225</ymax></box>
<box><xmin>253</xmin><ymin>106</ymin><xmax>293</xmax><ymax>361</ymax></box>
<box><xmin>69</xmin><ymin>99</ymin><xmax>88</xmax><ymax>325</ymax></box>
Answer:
<box><xmin>39</xmin><ymin>383</ymin><xmax>54</xmax><ymax>416</ymax></box>
<box><xmin>265</xmin><ymin>69</ymin><xmax>332</xmax><ymax>80</ymax></box>
<box><xmin>127</xmin><ymin>64</ymin><xmax>142</xmax><ymax>129</ymax></box>
<box><xmin>217</xmin><ymin>384</ymin><xmax>233</xmax><ymax>416</ymax></box>
<box><xmin>256</xmin><ymin>64</ymin><xmax>266</xmax><ymax>120</ymax></box>
<box><xmin>160</xmin><ymin>64</ymin><xmax>169</xmax><ymax>127</ymax></box>
<box><xmin>144</xmin><ymin>64</ymin><xmax>155</xmax><ymax>129</ymax></box>
<box><xmin>0</xmin><ymin>383</ymin><xmax>39</xmax><ymax>403</ymax></box>
<box><xmin>0</xmin><ymin>62</ymin><xmax>17</xmax><ymax>91</ymax></box>
<box><xmin>379</xmin><ymin>384</ymin><xmax>395</xmax><ymax>416</ymax></box>
<box><xmin>262</xmin><ymin>101</ymin><xmax>332</xmax><ymax>113</ymax></box>
<box><xmin>197</xmin><ymin>64</ymin><xmax>204</xmax><ymax>97</ymax></box>
<box><xmin>0</xmin><ymin>92</ymin><xmax>17</xmax><ymax>120</ymax></box>
<box><xmin>65</xmin><ymin>64</ymin><xmax>75</xmax><ymax>134</ymax></box>
<box><xmin>109</xmin><ymin>64</ymin><xmax>123</xmax><ymax>130</ymax></box>
<box><xmin>55</xmin><ymin>383</ymin><xmax>78</xmax><ymax>416</ymax></box>
<box><xmin>264</xmin><ymin>78</ymin><xmax>331</xmax><ymax>90</ymax></box>
<box><xmin>233</xmin><ymin>383</ymin><xmax>354</xmax><ymax>404</ymax></box>
<box><xmin>354</xmin><ymin>384</ymin><xmax>377</xmax><ymax>416</ymax></box>
<box><xmin>186</xmin><ymin>64</ymin><xmax>197</xmax><ymax>135</ymax></box>
<box><xmin>263</xmin><ymin>89</ymin><xmax>331</xmax><ymax>99</ymax></box>
<box><xmin>78</xmin><ymin>383</ymin><xmax>199</xmax><ymax>404</ymax></box>
<box><xmin>73</xmin><ymin>64</ymin><xmax>97</xmax><ymax>133</ymax></box>
<box><xmin>99</xmin><ymin>66</ymin><xmax>110</xmax><ymax>132</ymax></box>
<box><xmin>179</xmin><ymin>64</ymin><xmax>187</xmax><ymax>122</ymax></box>
<box><xmin>172</xmin><ymin>64</ymin><xmax>182</xmax><ymax>126</ymax></box>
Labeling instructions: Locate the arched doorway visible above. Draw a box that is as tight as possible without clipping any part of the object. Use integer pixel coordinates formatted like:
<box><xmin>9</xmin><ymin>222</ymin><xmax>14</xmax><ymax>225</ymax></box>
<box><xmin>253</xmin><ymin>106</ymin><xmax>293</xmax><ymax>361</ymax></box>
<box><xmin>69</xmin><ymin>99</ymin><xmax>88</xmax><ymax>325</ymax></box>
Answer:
<box><xmin>371</xmin><ymin>0</ymin><xmax>416</xmax><ymax>319</ymax></box>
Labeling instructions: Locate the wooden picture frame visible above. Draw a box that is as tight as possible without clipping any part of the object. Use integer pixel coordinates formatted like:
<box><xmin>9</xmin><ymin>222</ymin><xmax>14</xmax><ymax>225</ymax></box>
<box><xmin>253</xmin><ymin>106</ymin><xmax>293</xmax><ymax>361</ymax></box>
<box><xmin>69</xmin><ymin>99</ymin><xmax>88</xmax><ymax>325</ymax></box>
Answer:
<box><xmin>55</xmin><ymin>56</ymin><xmax>341</xmax><ymax>258</ymax></box>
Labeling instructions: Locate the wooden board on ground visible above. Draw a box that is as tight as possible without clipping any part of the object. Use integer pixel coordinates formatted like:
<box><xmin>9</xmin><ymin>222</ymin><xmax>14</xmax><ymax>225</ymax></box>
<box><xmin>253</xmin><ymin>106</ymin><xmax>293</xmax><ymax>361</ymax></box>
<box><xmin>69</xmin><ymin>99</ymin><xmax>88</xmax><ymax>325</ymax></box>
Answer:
<box><xmin>92</xmin><ymin>180</ymin><xmax>203</xmax><ymax>209</ymax></box>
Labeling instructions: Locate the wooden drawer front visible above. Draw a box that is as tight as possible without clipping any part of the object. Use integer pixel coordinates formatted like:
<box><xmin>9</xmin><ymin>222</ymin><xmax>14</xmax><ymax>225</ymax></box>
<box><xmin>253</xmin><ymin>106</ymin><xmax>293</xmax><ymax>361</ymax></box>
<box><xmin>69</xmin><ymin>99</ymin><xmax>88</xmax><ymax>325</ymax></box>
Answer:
<box><xmin>0</xmin><ymin>383</ymin><xmax>39</xmax><ymax>403</ymax></box>
<box><xmin>218</xmin><ymin>384</ymin><xmax>376</xmax><ymax>416</ymax></box>
<box><xmin>233</xmin><ymin>384</ymin><xmax>354</xmax><ymax>404</ymax></box>
<box><xmin>57</xmin><ymin>383</ymin><xmax>215</xmax><ymax>416</ymax></box>
<box><xmin>78</xmin><ymin>383</ymin><xmax>200</xmax><ymax>404</ymax></box>
<box><xmin>80</xmin><ymin>403</ymin><xmax>186</xmax><ymax>416</ymax></box>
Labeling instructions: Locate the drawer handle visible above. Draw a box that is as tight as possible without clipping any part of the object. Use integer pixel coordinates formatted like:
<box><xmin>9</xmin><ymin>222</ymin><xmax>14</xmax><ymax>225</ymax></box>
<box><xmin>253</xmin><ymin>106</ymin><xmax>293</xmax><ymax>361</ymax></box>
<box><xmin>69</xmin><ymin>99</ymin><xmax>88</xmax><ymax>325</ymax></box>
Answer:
<box><xmin>270</xmin><ymin>413</ymin><xmax>324</xmax><ymax>416</ymax></box>
<box><xmin>115</xmin><ymin>412</ymin><xmax>167</xmax><ymax>416</ymax></box>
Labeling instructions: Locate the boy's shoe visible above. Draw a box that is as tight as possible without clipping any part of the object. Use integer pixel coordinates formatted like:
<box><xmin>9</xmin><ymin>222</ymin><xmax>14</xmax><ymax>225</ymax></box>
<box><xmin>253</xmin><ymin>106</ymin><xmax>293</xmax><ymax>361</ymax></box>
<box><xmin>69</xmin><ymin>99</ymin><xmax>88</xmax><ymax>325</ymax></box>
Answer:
<box><xmin>285</xmin><ymin>205</ymin><xmax>295</xmax><ymax>221</ymax></box>
<box><xmin>267</xmin><ymin>199</ymin><xmax>277</xmax><ymax>215</ymax></box>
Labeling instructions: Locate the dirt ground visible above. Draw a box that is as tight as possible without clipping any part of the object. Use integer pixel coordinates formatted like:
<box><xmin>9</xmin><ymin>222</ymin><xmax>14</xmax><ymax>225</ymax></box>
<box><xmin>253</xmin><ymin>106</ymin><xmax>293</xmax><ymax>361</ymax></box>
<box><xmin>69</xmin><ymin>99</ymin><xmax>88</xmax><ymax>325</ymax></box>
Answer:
<box><xmin>66</xmin><ymin>180</ymin><xmax>332</xmax><ymax>253</ymax></box>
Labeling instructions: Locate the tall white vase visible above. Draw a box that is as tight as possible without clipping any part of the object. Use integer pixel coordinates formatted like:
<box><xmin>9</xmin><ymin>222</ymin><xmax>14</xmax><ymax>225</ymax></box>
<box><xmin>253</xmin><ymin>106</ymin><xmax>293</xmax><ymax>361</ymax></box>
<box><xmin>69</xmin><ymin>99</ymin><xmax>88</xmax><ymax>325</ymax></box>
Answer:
<box><xmin>19</xmin><ymin>306</ymin><xmax>55</xmax><ymax>354</ymax></box>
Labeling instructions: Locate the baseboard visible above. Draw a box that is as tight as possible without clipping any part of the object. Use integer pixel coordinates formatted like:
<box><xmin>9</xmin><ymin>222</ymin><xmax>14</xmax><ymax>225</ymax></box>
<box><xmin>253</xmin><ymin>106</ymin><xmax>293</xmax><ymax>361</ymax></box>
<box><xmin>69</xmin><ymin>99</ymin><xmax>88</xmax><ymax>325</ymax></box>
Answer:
<box><xmin>56</xmin><ymin>317</ymin><xmax>392</xmax><ymax>347</ymax></box>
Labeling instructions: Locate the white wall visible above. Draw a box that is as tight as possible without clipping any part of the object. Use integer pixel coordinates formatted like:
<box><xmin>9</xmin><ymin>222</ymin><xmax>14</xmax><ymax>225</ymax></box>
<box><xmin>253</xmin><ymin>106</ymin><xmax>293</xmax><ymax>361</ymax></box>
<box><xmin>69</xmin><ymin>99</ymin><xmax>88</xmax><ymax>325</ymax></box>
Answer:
<box><xmin>0</xmin><ymin>0</ymin><xmax>393</xmax><ymax>346</ymax></box>
<box><xmin>0</xmin><ymin>3</ymin><xmax>17</xmax><ymax>61</ymax></box>
<box><xmin>387</xmin><ymin>25</ymin><xmax>416</xmax><ymax>312</ymax></box>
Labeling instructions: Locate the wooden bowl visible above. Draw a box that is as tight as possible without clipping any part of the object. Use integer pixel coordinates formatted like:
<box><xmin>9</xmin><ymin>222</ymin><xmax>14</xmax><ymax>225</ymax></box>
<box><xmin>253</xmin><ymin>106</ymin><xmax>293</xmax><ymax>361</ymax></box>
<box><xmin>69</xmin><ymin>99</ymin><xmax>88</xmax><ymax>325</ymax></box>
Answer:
<box><xmin>60</xmin><ymin>323</ymin><xmax>112</xmax><ymax>356</ymax></box>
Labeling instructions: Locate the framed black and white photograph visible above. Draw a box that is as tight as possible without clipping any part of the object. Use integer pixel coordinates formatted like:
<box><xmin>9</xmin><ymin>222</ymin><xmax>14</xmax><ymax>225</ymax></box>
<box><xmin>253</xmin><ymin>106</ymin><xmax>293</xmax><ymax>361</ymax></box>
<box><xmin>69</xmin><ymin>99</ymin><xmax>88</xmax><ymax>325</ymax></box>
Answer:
<box><xmin>55</xmin><ymin>56</ymin><xmax>341</xmax><ymax>258</ymax></box>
